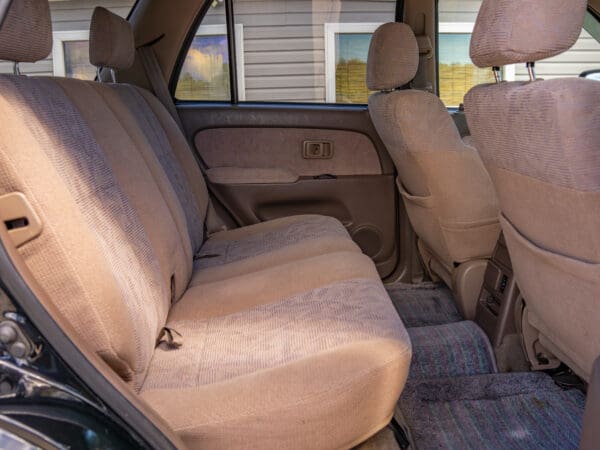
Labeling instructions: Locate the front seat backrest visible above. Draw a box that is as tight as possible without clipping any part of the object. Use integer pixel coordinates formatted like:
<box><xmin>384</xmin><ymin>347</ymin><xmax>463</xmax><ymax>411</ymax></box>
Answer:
<box><xmin>367</xmin><ymin>23</ymin><xmax>500</xmax><ymax>306</ymax></box>
<box><xmin>465</xmin><ymin>0</ymin><xmax>600</xmax><ymax>380</ymax></box>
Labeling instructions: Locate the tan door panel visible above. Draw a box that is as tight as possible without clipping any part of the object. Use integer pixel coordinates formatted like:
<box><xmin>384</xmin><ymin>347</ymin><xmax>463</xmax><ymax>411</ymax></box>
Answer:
<box><xmin>195</xmin><ymin>127</ymin><xmax>382</xmax><ymax>176</ymax></box>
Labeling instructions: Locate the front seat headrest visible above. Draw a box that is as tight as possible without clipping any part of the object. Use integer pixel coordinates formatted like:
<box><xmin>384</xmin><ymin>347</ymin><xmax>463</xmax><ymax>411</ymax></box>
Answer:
<box><xmin>367</xmin><ymin>22</ymin><xmax>419</xmax><ymax>91</ymax></box>
<box><xmin>0</xmin><ymin>0</ymin><xmax>52</xmax><ymax>64</ymax></box>
<box><xmin>470</xmin><ymin>0</ymin><xmax>588</xmax><ymax>68</ymax></box>
<box><xmin>89</xmin><ymin>6</ymin><xmax>135</xmax><ymax>71</ymax></box>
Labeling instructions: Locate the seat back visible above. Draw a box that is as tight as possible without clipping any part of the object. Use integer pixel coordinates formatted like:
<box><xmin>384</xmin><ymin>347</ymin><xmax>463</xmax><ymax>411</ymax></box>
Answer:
<box><xmin>367</xmin><ymin>23</ymin><xmax>500</xmax><ymax>279</ymax></box>
<box><xmin>89</xmin><ymin>7</ymin><xmax>210</xmax><ymax>255</ymax></box>
<box><xmin>0</xmin><ymin>0</ymin><xmax>204</xmax><ymax>390</ymax></box>
<box><xmin>465</xmin><ymin>0</ymin><xmax>600</xmax><ymax>379</ymax></box>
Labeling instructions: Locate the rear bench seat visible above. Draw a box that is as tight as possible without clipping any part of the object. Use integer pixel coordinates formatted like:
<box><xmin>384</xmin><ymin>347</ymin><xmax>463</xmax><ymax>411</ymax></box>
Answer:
<box><xmin>0</xmin><ymin>2</ymin><xmax>412</xmax><ymax>449</ymax></box>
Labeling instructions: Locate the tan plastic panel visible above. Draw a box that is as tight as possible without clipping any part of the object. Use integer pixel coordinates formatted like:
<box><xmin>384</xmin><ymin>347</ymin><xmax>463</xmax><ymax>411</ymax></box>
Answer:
<box><xmin>196</xmin><ymin>127</ymin><xmax>382</xmax><ymax>176</ymax></box>
<box><xmin>0</xmin><ymin>192</ymin><xmax>43</xmax><ymax>248</ymax></box>
<box><xmin>206</xmin><ymin>167</ymin><xmax>299</xmax><ymax>184</ymax></box>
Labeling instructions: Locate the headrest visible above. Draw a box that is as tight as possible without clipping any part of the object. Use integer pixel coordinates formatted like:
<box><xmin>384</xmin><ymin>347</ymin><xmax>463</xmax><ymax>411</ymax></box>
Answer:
<box><xmin>470</xmin><ymin>0</ymin><xmax>588</xmax><ymax>68</ymax></box>
<box><xmin>0</xmin><ymin>0</ymin><xmax>52</xmax><ymax>63</ymax></box>
<box><xmin>89</xmin><ymin>7</ymin><xmax>135</xmax><ymax>71</ymax></box>
<box><xmin>367</xmin><ymin>22</ymin><xmax>419</xmax><ymax>91</ymax></box>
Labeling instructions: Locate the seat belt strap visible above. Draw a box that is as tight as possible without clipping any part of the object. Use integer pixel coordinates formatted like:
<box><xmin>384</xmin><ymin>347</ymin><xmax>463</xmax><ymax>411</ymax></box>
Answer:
<box><xmin>137</xmin><ymin>45</ymin><xmax>185</xmax><ymax>131</ymax></box>
<box><xmin>137</xmin><ymin>42</ymin><xmax>228</xmax><ymax>237</ymax></box>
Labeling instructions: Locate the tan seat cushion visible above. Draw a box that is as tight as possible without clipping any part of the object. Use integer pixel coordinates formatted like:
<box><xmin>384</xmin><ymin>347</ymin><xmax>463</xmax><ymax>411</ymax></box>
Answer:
<box><xmin>193</xmin><ymin>215</ymin><xmax>361</xmax><ymax>284</ymax></box>
<box><xmin>142</xmin><ymin>274</ymin><xmax>411</xmax><ymax>450</ymax></box>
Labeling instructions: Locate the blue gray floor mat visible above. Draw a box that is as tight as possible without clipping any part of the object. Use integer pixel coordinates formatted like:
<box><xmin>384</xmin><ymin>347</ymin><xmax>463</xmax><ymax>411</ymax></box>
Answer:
<box><xmin>408</xmin><ymin>321</ymin><xmax>496</xmax><ymax>380</ymax></box>
<box><xmin>385</xmin><ymin>282</ymin><xmax>462</xmax><ymax>328</ymax></box>
<box><xmin>399</xmin><ymin>371</ymin><xmax>585</xmax><ymax>450</ymax></box>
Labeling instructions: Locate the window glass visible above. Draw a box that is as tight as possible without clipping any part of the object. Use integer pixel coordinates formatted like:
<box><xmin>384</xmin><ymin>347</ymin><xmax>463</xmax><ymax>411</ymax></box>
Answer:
<box><xmin>176</xmin><ymin>0</ymin><xmax>396</xmax><ymax>103</ymax></box>
<box><xmin>438</xmin><ymin>33</ymin><xmax>494</xmax><ymax>107</ymax></box>
<box><xmin>335</xmin><ymin>32</ymin><xmax>375</xmax><ymax>103</ymax></box>
<box><xmin>438</xmin><ymin>0</ymin><xmax>600</xmax><ymax>107</ymax></box>
<box><xmin>176</xmin><ymin>33</ymin><xmax>231</xmax><ymax>100</ymax></box>
<box><xmin>63</xmin><ymin>40</ymin><xmax>96</xmax><ymax>80</ymax></box>
<box><xmin>175</xmin><ymin>4</ymin><xmax>232</xmax><ymax>101</ymax></box>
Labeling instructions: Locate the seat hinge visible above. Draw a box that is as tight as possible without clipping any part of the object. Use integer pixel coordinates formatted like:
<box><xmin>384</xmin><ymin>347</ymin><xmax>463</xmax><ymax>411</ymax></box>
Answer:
<box><xmin>0</xmin><ymin>193</ymin><xmax>42</xmax><ymax>247</ymax></box>
<box><xmin>0</xmin><ymin>318</ymin><xmax>38</xmax><ymax>362</ymax></box>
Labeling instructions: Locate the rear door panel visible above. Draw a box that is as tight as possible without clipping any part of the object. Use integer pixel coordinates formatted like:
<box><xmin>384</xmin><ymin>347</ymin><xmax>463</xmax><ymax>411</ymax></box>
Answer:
<box><xmin>179</xmin><ymin>105</ymin><xmax>400</xmax><ymax>277</ymax></box>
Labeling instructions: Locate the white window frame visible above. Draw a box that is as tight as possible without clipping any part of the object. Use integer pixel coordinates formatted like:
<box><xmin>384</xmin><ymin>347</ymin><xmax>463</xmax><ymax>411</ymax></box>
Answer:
<box><xmin>324</xmin><ymin>23</ymin><xmax>380</xmax><ymax>103</ymax></box>
<box><xmin>324</xmin><ymin>22</ymin><xmax>515</xmax><ymax>104</ymax></box>
<box><xmin>193</xmin><ymin>23</ymin><xmax>246</xmax><ymax>101</ymax></box>
<box><xmin>52</xmin><ymin>30</ymin><xmax>90</xmax><ymax>77</ymax></box>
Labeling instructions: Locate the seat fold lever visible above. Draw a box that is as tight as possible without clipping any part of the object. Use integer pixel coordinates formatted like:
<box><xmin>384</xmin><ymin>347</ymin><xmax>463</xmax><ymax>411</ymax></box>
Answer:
<box><xmin>0</xmin><ymin>192</ymin><xmax>43</xmax><ymax>247</ymax></box>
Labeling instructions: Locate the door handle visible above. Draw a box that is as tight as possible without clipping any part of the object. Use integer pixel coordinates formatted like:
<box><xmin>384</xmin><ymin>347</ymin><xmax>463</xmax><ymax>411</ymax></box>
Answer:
<box><xmin>303</xmin><ymin>141</ymin><xmax>333</xmax><ymax>159</ymax></box>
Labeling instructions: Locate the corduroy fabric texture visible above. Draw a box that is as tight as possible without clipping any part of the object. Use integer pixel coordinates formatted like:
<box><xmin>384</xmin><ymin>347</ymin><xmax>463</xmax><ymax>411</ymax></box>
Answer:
<box><xmin>143</xmin><ymin>278</ymin><xmax>410</xmax><ymax>389</ymax></box>
<box><xmin>55</xmin><ymin>78</ymin><xmax>194</xmax><ymax>302</ymax></box>
<box><xmin>0</xmin><ymin>75</ymin><xmax>167</xmax><ymax>390</ymax></box>
<box><xmin>89</xmin><ymin>7</ymin><xmax>135</xmax><ymax>70</ymax></box>
<box><xmin>386</xmin><ymin>282</ymin><xmax>462</xmax><ymax>327</ymax></box>
<box><xmin>470</xmin><ymin>0</ymin><xmax>588</xmax><ymax>68</ymax></box>
<box><xmin>107</xmin><ymin>84</ymin><xmax>206</xmax><ymax>252</ymax></box>
<box><xmin>0</xmin><ymin>0</ymin><xmax>51</xmax><ymax>63</ymax></box>
<box><xmin>466</xmin><ymin>79</ymin><xmax>600</xmax><ymax>192</ymax></box>
<box><xmin>140</xmin><ymin>278</ymin><xmax>412</xmax><ymax>449</ymax></box>
<box><xmin>400</xmin><ymin>372</ymin><xmax>585</xmax><ymax>450</ymax></box>
<box><xmin>196</xmin><ymin>214</ymin><xmax>352</xmax><ymax>270</ymax></box>
<box><xmin>407</xmin><ymin>321</ymin><xmax>496</xmax><ymax>380</ymax></box>
<box><xmin>366</xmin><ymin>23</ymin><xmax>419</xmax><ymax>91</ymax></box>
<box><xmin>465</xmin><ymin>76</ymin><xmax>600</xmax><ymax>380</ymax></box>
<box><xmin>369</xmin><ymin>88</ymin><xmax>500</xmax><ymax>270</ymax></box>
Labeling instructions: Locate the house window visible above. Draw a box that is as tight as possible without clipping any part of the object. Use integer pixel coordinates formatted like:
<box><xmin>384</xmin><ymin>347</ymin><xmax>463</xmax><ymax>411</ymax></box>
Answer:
<box><xmin>175</xmin><ymin>24</ymin><xmax>245</xmax><ymax>101</ymax></box>
<box><xmin>52</xmin><ymin>30</ymin><xmax>96</xmax><ymax>80</ymax></box>
<box><xmin>324</xmin><ymin>23</ymin><xmax>380</xmax><ymax>104</ymax></box>
<box><xmin>438</xmin><ymin>23</ymin><xmax>514</xmax><ymax>107</ymax></box>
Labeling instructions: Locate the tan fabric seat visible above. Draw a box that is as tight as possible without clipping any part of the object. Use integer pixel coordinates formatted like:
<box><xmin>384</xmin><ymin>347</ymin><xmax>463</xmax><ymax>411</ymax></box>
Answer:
<box><xmin>465</xmin><ymin>0</ymin><xmax>600</xmax><ymax>380</ymax></box>
<box><xmin>142</xmin><ymin>273</ymin><xmax>410</xmax><ymax>449</ymax></box>
<box><xmin>0</xmin><ymin>3</ymin><xmax>412</xmax><ymax>448</ymax></box>
<box><xmin>366</xmin><ymin>23</ymin><xmax>500</xmax><ymax>318</ymax></box>
<box><xmin>86</xmin><ymin>9</ymin><xmax>362</xmax><ymax>282</ymax></box>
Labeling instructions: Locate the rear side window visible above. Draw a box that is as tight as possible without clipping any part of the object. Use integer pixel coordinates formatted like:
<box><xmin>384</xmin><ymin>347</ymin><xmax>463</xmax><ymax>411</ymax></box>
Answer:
<box><xmin>438</xmin><ymin>0</ymin><xmax>600</xmax><ymax>107</ymax></box>
<box><xmin>175</xmin><ymin>0</ymin><xmax>397</xmax><ymax>104</ymax></box>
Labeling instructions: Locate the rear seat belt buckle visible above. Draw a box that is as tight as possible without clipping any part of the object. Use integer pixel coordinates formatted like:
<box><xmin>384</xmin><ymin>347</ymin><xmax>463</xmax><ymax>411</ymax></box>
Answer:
<box><xmin>156</xmin><ymin>327</ymin><xmax>183</xmax><ymax>350</ymax></box>
<box><xmin>0</xmin><ymin>193</ymin><xmax>43</xmax><ymax>247</ymax></box>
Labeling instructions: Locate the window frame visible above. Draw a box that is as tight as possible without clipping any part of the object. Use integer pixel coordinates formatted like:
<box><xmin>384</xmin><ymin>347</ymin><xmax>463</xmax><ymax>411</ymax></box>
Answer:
<box><xmin>51</xmin><ymin>30</ymin><xmax>91</xmax><ymax>78</ymax></box>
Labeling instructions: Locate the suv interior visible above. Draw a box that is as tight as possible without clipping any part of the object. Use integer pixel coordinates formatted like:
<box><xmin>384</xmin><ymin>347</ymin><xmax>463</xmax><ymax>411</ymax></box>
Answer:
<box><xmin>0</xmin><ymin>0</ymin><xmax>598</xmax><ymax>448</ymax></box>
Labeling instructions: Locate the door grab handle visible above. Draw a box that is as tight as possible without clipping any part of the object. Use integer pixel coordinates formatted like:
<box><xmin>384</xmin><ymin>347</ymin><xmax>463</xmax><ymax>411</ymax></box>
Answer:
<box><xmin>303</xmin><ymin>141</ymin><xmax>333</xmax><ymax>159</ymax></box>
